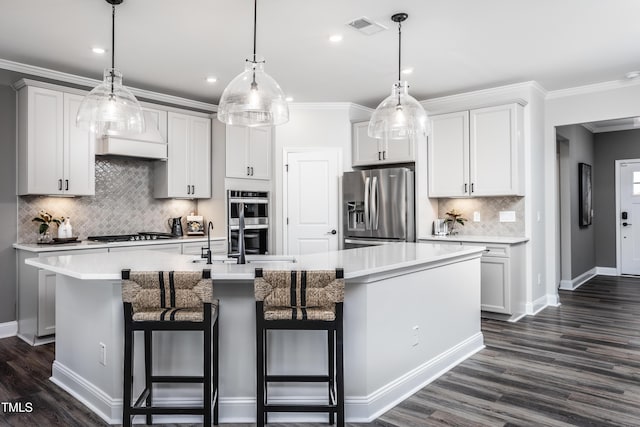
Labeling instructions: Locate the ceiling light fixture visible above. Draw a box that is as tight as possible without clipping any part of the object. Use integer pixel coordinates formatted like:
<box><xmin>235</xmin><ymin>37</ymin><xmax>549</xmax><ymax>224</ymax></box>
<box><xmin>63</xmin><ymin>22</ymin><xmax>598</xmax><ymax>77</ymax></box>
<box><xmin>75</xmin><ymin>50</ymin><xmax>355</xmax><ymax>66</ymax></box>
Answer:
<box><xmin>206</xmin><ymin>76</ymin><xmax>218</xmax><ymax>83</ymax></box>
<box><xmin>401</xmin><ymin>67</ymin><xmax>413</xmax><ymax>75</ymax></box>
<box><xmin>329</xmin><ymin>34</ymin><xmax>343</xmax><ymax>43</ymax></box>
<box><xmin>92</xmin><ymin>47</ymin><xmax>106</xmax><ymax>54</ymax></box>
<box><xmin>368</xmin><ymin>13</ymin><xmax>429</xmax><ymax>140</ymax></box>
<box><xmin>76</xmin><ymin>0</ymin><xmax>144</xmax><ymax>136</ymax></box>
<box><xmin>217</xmin><ymin>0</ymin><xmax>289</xmax><ymax>127</ymax></box>
<box><xmin>285</xmin><ymin>96</ymin><xmax>294</xmax><ymax>102</ymax></box>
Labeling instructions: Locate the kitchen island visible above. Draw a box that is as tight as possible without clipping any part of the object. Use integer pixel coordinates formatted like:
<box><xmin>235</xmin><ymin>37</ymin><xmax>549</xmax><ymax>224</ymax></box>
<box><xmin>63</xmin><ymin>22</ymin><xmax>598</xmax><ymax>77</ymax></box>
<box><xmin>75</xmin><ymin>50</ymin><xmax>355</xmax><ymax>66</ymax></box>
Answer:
<box><xmin>25</xmin><ymin>242</ymin><xmax>484</xmax><ymax>424</ymax></box>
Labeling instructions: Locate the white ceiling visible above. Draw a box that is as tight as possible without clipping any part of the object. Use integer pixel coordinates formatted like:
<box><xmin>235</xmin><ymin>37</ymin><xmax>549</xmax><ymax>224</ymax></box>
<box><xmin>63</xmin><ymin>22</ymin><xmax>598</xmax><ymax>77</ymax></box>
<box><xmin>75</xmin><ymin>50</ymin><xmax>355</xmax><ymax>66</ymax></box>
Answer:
<box><xmin>1</xmin><ymin>0</ymin><xmax>639</xmax><ymax>107</ymax></box>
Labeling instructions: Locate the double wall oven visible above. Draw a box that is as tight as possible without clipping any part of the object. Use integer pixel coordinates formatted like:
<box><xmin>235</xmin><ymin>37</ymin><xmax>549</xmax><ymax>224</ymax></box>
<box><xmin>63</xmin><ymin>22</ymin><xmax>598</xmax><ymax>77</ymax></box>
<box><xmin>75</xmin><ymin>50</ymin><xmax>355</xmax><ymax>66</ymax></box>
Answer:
<box><xmin>228</xmin><ymin>190</ymin><xmax>269</xmax><ymax>255</ymax></box>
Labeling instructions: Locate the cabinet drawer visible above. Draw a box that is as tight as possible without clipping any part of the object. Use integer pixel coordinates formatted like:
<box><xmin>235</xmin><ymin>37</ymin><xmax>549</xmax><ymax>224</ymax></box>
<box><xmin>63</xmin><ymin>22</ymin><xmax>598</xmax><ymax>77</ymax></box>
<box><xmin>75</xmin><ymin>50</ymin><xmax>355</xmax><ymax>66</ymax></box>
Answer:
<box><xmin>465</xmin><ymin>242</ymin><xmax>510</xmax><ymax>258</ymax></box>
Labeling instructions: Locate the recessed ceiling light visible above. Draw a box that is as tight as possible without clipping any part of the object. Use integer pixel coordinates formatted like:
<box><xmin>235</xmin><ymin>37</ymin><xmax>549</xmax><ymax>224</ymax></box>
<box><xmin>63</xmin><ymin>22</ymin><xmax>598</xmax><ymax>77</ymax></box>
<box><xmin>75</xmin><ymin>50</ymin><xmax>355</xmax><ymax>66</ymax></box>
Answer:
<box><xmin>285</xmin><ymin>96</ymin><xmax>294</xmax><ymax>102</ymax></box>
<box><xmin>401</xmin><ymin>67</ymin><xmax>413</xmax><ymax>75</ymax></box>
<box><xmin>626</xmin><ymin>71</ymin><xmax>640</xmax><ymax>80</ymax></box>
<box><xmin>206</xmin><ymin>76</ymin><xmax>217</xmax><ymax>83</ymax></box>
<box><xmin>91</xmin><ymin>47</ymin><xmax>106</xmax><ymax>54</ymax></box>
<box><xmin>329</xmin><ymin>34</ymin><xmax>343</xmax><ymax>43</ymax></box>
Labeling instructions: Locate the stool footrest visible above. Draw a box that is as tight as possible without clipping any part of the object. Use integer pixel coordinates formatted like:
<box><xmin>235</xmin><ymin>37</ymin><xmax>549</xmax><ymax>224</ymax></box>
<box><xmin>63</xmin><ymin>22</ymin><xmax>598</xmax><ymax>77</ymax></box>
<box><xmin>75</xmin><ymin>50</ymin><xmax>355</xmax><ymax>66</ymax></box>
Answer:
<box><xmin>265</xmin><ymin>375</ymin><xmax>330</xmax><ymax>383</ymax></box>
<box><xmin>150</xmin><ymin>375</ymin><xmax>204</xmax><ymax>383</ymax></box>
<box><xmin>129</xmin><ymin>406</ymin><xmax>206</xmax><ymax>415</ymax></box>
<box><xmin>264</xmin><ymin>404</ymin><xmax>337</xmax><ymax>413</ymax></box>
<box><xmin>133</xmin><ymin>388</ymin><xmax>150</xmax><ymax>408</ymax></box>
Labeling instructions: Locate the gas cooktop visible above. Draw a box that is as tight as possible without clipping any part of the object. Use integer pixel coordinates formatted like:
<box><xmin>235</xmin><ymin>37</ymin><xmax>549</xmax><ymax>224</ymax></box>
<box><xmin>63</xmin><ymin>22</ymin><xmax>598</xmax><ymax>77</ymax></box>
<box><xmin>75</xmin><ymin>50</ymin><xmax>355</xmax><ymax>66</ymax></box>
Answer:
<box><xmin>87</xmin><ymin>232</ymin><xmax>176</xmax><ymax>243</ymax></box>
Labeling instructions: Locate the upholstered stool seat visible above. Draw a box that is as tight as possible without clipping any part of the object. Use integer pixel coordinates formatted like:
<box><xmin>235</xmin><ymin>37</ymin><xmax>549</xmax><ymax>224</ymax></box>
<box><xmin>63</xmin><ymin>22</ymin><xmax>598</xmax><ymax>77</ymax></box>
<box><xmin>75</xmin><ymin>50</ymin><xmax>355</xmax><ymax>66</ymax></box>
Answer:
<box><xmin>121</xmin><ymin>269</ymin><xmax>219</xmax><ymax>427</ymax></box>
<box><xmin>255</xmin><ymin>268</ymin><xmax>345</xmax><ymax>427</ymax></box>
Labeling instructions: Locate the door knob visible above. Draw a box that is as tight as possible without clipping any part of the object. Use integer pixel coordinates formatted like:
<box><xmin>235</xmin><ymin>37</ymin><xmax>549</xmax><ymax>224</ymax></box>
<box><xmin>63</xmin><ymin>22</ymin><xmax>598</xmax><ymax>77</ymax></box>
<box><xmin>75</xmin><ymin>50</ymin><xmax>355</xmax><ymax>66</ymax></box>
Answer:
<box><xmin>623</xmin><ymin>222</ymin><xmax>632</xmax><ymax>227</ymax></box>
<box><xmin>327</xmin><ymin>229</ymin><xmax>337</xmax><ymax>235</ymax></box>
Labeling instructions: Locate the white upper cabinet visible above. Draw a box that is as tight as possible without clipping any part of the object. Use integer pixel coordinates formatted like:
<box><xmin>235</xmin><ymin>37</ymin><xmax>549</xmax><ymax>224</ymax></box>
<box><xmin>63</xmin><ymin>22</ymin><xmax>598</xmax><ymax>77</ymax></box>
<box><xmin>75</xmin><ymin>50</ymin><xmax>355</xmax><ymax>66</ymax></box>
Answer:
<box><xmin>428</xmin><ymin>103</ymin><xmax>524</xmax><ymax>197</ymax></box>
<box><xmin>225</xmin><ymin>125</ymin><xmax>272</xmax><ymax>180</ymax></box>
<box><xmin>17</xmin><ymin>84</ymin><xmax>95</xmax><ymax>196</ymax></box>
<box><xmin>352</xmin><ymin>121</ymin><xmax>415</xmax><ymax>167</ymax></box>
<box><xmin>154</xmin><ymin>111</ymin><xmax>211</xmax><ymax>198</ymax></box>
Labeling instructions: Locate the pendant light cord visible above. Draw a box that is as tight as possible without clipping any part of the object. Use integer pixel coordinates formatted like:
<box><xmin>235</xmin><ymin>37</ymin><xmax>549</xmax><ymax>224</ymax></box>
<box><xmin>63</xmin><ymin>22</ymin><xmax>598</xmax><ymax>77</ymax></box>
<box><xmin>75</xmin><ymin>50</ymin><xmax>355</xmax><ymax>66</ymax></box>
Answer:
<box><xmin>110</xmin><ymin>3</ymin><xmax>116</xmax><ymax>95</ymax></box>
<box><xmin>252</xmin><ymin>0</ymin><xmax>257</xmax><ymax>63</ymax></box>
<box><xmin>397</xmin><ymin>19</ymin><xmax>402</xmax><ymax>82</ymax></box>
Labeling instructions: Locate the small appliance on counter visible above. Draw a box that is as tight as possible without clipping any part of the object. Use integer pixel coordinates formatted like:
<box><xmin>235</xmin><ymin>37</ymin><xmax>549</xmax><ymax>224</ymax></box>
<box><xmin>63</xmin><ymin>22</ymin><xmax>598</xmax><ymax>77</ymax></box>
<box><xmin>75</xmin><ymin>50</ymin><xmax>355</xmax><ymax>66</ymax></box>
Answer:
<box><xmin>186</xmin><ymin>214</ymin><xmax>205</xmax><ymax>235</ymax></box>
<box><xmin>433</xmin><ymin>219</ymin><xmax>448</xmax><ymax>236</ymax></box>
<box><xmin>168</xmin><ymin>217</ymin><xmax>183</xmax><ymax>236</ymax></box>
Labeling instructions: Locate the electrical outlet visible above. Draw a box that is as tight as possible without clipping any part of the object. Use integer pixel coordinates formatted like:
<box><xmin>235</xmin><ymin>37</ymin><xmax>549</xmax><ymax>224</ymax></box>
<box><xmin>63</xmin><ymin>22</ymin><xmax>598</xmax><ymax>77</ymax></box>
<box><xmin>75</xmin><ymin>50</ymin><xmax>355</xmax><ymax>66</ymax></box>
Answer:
<box><xmin>473</xmin><ymin>211</ymin><xmax>481</xmax><ymax>222</ymax></box>
<box><xmin>411</xmin><ymin>325</ymin><xmax>419</xmax><ymax>347</ymax></box>
<box><xmin>99</xmin><ymin>342</ymin><xmax>107</xmax><ymax>366</ymax></box>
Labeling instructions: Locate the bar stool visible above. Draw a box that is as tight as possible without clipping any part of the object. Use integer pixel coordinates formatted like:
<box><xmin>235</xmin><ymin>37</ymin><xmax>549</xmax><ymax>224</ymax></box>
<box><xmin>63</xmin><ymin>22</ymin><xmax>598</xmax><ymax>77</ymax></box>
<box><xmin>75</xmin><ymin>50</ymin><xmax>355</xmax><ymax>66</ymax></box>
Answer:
<box><xmin>121</xmin><ymin>269</ymin><xmax>219</xmax><ymax>426</ymax></box>
<box><xmin>254</xmin><ymin>268</ymin><xmax>345</xmax><ymax>427</ymax></box>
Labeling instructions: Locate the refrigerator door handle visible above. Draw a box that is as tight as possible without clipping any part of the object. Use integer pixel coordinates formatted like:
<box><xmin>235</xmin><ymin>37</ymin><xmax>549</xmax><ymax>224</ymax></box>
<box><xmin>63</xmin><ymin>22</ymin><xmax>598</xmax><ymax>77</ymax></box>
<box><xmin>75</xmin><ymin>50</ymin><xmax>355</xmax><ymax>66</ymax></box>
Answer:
<box><xmin>371</xmin><ymin>176</ymin><xmax>379</xmax><ymax>230</ymax></box>
<box><xmin>364</xmin><ymin>176</ymin><xmax>371</xmax><ymax>230</ymax></box>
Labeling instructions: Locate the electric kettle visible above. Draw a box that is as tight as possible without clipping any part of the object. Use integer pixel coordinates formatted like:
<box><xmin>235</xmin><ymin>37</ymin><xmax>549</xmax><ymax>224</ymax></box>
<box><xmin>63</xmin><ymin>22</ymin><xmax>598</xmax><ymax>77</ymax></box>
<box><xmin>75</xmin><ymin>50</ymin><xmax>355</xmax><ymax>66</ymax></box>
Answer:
<box><xmin>168</xmin><ymin>217</ymin><xmax>183</xmax><ymax>236</ymax></box>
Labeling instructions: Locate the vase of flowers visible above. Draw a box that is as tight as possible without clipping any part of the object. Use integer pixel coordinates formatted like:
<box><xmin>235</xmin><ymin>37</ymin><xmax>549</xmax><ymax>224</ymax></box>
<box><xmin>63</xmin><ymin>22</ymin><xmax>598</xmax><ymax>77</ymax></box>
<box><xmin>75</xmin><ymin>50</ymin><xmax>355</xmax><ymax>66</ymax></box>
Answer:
<box><xmin>445</xmin><ymin>209</ymin><xmax>467</xmax><ymax>235</ymax></box>
<box><xmin>32</xmin><ymin>210</ymin><xmax>61</xmax><ymax>243</ymax></box>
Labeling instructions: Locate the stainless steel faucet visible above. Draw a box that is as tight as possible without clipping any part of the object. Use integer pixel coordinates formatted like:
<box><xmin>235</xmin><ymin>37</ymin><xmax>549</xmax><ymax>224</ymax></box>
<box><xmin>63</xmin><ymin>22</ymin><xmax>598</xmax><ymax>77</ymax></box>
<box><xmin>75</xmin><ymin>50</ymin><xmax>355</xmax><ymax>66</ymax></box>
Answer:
<box><xmin>204</xmin><ymin>221</ymin><xmax>214</xmax><ymax>264</ymax></box>
<box><xmin>237</xmin><ymin>202</ymin><xmax>247</xmax><ymax>264</ymax></box>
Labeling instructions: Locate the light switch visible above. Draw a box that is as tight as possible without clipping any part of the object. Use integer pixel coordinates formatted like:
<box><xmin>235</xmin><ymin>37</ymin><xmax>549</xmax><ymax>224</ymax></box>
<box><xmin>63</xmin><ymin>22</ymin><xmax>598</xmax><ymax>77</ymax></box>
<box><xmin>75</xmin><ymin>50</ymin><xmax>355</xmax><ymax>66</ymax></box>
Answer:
<box><xmin>473</xmin><ymin>211</ymin><xmax>481</xmax><ymax>222</ymax></box>
<box><xmin>499</xmin><ymin>211</ymin><xmax>516</xmax><ymax>222</ymax></box>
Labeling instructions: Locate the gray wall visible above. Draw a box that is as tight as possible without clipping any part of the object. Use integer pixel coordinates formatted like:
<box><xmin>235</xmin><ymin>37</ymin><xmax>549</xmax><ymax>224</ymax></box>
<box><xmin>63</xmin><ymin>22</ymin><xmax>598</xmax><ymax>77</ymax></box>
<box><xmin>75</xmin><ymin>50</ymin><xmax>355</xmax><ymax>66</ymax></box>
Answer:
<box><xmin>0</xmin><ymin>84</ymin><xmax>17</xmax><ymax>323</ymax></box>
<box><xmin>557</xmin><ymin>125</ymin><xmax>596</xmax><ymax>279</ymax></box>
<box><xmin>594</xmin><ymin>129</ymin><xmax>640</xmax><ymax>267</ymax></box>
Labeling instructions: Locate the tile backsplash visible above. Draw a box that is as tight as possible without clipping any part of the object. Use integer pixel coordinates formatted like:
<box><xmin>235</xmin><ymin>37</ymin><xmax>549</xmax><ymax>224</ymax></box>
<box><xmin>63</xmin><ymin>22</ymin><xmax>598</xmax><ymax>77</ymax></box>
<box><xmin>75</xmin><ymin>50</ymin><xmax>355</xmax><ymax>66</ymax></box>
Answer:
<box><xmin>18</xmin><ymin>157</ymin><xmax>197</xmax><ymax>243</ymax></box>
<box><xmin>437</xmin><ymin>196</ymin><xmax>524</xmax><ymax>236</ymax></box>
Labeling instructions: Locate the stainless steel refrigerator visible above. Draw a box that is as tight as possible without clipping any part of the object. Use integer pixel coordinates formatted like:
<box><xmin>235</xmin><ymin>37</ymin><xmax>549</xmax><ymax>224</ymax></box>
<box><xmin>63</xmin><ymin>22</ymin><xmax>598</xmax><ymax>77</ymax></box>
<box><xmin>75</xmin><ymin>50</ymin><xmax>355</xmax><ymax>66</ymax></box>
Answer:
<box><xmin>343</xmin><ymin>167</ymin><xmax>415</xmax><ymax>248</ymax></box>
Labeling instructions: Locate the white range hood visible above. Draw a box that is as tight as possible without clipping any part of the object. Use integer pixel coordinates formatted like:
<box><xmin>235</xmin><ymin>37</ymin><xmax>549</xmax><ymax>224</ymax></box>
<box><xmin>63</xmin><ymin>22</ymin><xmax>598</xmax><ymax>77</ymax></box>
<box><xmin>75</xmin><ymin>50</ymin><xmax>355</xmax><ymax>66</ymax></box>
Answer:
<box><xmin>95</xmin><ymin>109</ymin><xmax>168</xmax><ymax>160</ymax></box>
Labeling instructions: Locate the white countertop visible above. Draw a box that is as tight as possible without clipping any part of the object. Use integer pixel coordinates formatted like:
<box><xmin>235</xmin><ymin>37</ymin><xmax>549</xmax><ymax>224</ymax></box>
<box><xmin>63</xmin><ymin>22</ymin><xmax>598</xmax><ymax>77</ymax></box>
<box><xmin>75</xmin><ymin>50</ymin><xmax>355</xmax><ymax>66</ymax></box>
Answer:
<box><xmin>420</xmin><ymin>235</ymin><xmax>529</xmax><ymax>245</ymax></box>
<box><xmin>24</xmin><ymin>242</ymin><xmax>485</xmax><ymax>281</ymax></box>
<box><xmin>13</xmin><ymin>235</ymin><xmax>226</xmax><ymax>253</ymax></box>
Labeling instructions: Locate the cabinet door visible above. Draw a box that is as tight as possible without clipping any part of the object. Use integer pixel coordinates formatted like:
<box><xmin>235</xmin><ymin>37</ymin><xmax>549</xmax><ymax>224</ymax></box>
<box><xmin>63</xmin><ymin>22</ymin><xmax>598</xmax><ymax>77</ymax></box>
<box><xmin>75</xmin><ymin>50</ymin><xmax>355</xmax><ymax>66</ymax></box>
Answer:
<box><xmin>381</xmin><ymin>136</ymin><xmax>414</xmax><ymax>164</ymax></box>
<box><xmin>247</xmin><ymin>127</ymin><xmax>272</xmax><ymax>180</ymax></box>
<box><xmin>167</xmin><ymin>112</ymin><xmax>190</xmax><ymax>197</ymax></box>
<box><xmin>225</xmin><ymin>125</ymin><xmax>250</xmax><ymax>178</ymax></box>
<box><xmin>352</xmin><ymin>121</ymin><xmax>382</xmax><ymax>166</ymax></box>
<box><xmin>63</xmin><ymin>93</ymin><xmax>95</xmax><ymax>196</ymax></box>
<box><xmin>37</xmin><ymin>270</ymin><xmax>56</xmax><ymax>337</ymax></box>
<box><xmin>189</xmin><ymin>116</ymin><xmax>211</xmax><ymax>198</ymax></box>
<box><xmin>23</xmin><ymin>86</ymin><xmax>64</xmax><ymax>195</ymax></box>
<box><xmin>480</xmin><ymin>256</ymin><xmax>511</xmax><ymax>314</ymax></box>
<box><xmin>428</xmin><ymin>111</ymin><xmax>469</xmax><ymax>197</ymax></box>
<box><xmin>469</xmin><ymin>104</ymin><xmax>522</xmax><ymax>196</ymax></box>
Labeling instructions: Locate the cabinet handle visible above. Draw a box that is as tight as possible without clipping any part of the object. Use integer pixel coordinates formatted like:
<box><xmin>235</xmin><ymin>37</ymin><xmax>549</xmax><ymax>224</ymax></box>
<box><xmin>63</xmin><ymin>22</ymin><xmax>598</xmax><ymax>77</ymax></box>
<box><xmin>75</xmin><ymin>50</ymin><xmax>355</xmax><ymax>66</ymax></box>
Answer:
<box><xmin>247</xmin><ymin>166</ymin><xmax>250</xmax><ymax>176</ymax></box>
<box><xmin>471</xmin><ymin>183</ymin><xmax>474</xmax><ymax>193</ymax></box>
<box><xmin>65</xmin><ymin>179</ymin><xmax>69</xmax><ymax>191</ymax></box>
<box><xmin>464</xmin><ymin>183</ymin><xmax>468</xmax><ymax>193</ymax></box>
<box><xmin>378</xmin><ymin>151</ymin><xmax>382</xmax><ymax>161</ymax></box>
<box><xmin>383</xmin><ymin>150</ymin><xmax>387</xmax><ymax>160</ymax></box>
<box><xmin>187</xmin><ymin>185</ymin><xmax>191</xmax><ymax>195</ymax></box>
<box><xmin>191</xmin><ymin>185</ymin><xmax>195</xmax><ymax>194</ymax></box>
<box><xmin>250</xmin><ymin>167</ymin><xmax>254</xmax><ymax>176</ymax></box>
<box><xmin>58</xmin><ymin>179</ymin><xmax>62</xmax><ymax>191</ymax></box>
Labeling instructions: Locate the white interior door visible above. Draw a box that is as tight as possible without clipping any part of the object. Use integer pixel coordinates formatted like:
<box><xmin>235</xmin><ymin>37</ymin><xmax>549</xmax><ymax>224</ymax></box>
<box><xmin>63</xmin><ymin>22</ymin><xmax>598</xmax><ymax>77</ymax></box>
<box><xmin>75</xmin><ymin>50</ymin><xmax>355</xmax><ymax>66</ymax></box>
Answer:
<box><xmin>620</xmin><ymin>161</ymin><xmax>640</xmax><ymax>274</ymax></box>
<box><xmin>286</xmin><ymin>150</ymin><xmax>340</xmax><ymax>255</ymax></box>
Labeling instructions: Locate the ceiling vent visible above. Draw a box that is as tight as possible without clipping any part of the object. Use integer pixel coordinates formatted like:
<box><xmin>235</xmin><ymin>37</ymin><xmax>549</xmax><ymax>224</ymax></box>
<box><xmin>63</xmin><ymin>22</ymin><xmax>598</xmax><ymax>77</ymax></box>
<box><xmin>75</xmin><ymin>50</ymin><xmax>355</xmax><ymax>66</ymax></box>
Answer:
<box><xmin>346</xmin><ymin>16</ymin><xmax>387</xmax><ymax>35</ymax></box>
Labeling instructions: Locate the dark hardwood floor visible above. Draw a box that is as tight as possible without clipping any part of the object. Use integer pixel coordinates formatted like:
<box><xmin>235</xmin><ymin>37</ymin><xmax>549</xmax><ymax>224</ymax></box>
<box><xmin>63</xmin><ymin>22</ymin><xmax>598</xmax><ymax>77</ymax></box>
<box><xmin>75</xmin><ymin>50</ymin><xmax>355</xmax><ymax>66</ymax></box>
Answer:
<box><xmin>2</xmin><ymin>275</ymin><xmax>640</xmax><ymax>426</ymax></box>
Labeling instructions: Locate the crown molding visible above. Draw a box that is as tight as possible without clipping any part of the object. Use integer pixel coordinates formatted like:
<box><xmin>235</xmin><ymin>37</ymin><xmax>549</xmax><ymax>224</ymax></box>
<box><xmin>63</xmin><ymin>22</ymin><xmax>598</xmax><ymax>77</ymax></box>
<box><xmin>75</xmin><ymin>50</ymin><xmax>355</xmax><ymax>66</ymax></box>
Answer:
<box><xmin>419</xmin><ymin>81</ymin><xmax>542</xmax><ymax>114</ymax></box>
<box><xmin>581</xmin><ymin>123</ymin><xmax>596</xmax><ymax>133</ymax></box>
<box><xmin>546</xmin><ymin>78</ymin><xmax>640</xmax><ymax>100</ymax></box>
<box><xmin>0</xmin><ymin>58</ymin><xmax>217</xmax><ymax>112</ymax></box>
<box><xmin>288</xmin><ymin>102</ymin><xmax>371</xmax><ymax>111</ymax></box>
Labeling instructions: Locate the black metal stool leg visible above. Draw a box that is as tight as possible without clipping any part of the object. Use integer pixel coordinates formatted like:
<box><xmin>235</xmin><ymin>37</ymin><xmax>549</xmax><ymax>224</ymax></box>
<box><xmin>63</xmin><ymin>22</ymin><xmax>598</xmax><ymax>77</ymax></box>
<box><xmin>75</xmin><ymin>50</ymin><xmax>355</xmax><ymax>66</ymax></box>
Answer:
<box><xmin>336</xmin><ymin>310</ymin><xmax>345</xmax><ymax>427</ymax></box>
<box><xmin>144</xmin><ymin>330</ymin><xmax>152</xmax><ymax>425</ymax></box>
<box><xmin>256</xmin><ymin>303</ymin><xmax>265</xmax><ymax>427</ymax></box>
<box><xmin>123</xmin><ymin>320</ymin><xmax>133</xmax><ymax>427</ymax></box>
<box><xmin>213</xmin><ymin>315</ymin><xmax>219</xmax><ymax>425</ymax></box>
<box><xmin>204</xmin><ymin>314</ymin><xmax>212</xmax><ymax>426</ymax></box>
<box><xmin>329</xmin><ymin>328</ymin><xmax>335</xmax><ymax>425</ymax></box>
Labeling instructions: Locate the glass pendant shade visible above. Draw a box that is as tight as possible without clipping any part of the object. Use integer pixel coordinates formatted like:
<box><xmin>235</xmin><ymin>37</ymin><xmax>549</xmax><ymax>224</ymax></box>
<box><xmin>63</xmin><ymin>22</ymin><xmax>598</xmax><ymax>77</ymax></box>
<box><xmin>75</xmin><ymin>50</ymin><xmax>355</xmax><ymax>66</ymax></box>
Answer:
<box><xmin>368</xmin><ymin>81</ymin><xmax>429</xmax><ymax>140</ymax></box>
<box><xmin>76</xmin><ymin>68</ymin><xmax>145</xmax><ymax>136</ymax></box>
<box><xmin>217</xmin><ymin>59</ymin><xmax>289</xmax><ymax>127</ymax></box>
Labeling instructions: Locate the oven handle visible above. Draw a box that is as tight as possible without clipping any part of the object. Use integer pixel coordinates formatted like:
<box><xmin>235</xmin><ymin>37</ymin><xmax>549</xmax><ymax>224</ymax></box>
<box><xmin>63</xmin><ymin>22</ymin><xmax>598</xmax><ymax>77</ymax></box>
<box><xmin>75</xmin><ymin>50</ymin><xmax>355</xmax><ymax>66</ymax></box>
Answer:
<box><xmin>229</xmin><ymin>198</ymin><xmax>269</xmax><ymax>204</ymax></box>
<box><xmin>229</xmin><ymin>224</ymin><xmax>269</xmax><ymax>230</ymax></box>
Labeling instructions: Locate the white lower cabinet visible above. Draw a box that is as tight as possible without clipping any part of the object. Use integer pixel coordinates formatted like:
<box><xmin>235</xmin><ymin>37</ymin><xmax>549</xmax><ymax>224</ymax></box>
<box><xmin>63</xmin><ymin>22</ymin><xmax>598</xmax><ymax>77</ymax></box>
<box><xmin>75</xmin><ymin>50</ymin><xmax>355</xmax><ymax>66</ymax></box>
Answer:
<box><xmin>37</xmin><ymin>270</ymin><xmax>56</xmax><ymax>337</ymax></box>
<box><xmin>108</xmin><ymin>243</ymin><xmax>182</xmax><ymax>254</ymax></box>
<box><xmin>421</xmin><ymin>239</ymin><xmax>525</xmax><ymax>318</ymax></box>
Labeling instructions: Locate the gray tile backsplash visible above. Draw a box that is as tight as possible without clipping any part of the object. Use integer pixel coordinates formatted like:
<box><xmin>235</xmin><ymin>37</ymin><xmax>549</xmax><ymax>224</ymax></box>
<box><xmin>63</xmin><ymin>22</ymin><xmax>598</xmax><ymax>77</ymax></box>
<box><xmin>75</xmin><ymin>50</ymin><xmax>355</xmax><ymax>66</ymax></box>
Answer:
<box><xmin>437</xmin><ymin>197</ymin><xmax>524</xmax><ymax>236</ymax></box>
<box><xmin>18</xmin><ymin>157</ymin><xmax>197</xmax><ymax>242</ymax></box>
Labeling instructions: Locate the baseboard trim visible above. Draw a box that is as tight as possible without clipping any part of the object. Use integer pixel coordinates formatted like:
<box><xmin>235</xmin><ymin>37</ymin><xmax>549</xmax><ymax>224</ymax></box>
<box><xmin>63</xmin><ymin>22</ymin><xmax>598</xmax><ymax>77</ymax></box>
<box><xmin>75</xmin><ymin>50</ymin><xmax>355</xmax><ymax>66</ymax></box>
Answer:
<box><xmin>49</xmin><ymin>333</ymin><xmax>485</xmax><ymax>424</ymax></box>
<box><xmin>596</xmin><ymin>266</ymin><xmax>618</xmax><ymax>276</ymax></box>
<box><xmin>0</xmin><ymin>321</ymin><xmax>17</xmax><ymax>339</ymax></box>
<box><xmin>559</xmin><ymin>267</ymin><xmax>597</xmax><ymax>291</ymax></box>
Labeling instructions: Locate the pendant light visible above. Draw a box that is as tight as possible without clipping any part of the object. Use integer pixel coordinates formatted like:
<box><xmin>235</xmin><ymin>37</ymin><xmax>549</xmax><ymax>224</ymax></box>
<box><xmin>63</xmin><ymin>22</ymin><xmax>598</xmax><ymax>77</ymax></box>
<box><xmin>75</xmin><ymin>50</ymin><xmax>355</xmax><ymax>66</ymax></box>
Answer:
<box><xmin>368</xmin><ymin>13</ymin><xmax>429</xmax><ymax>140</ymax></box>
<box><xmin>217</xmin><ymin>0</ymin><xmax>289</xmax><ymax>127</ymax></box>
<box><xmin>76</xmin><ymin>0</ymin><xmax>145</xmax><ymax>136</ymax></box>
